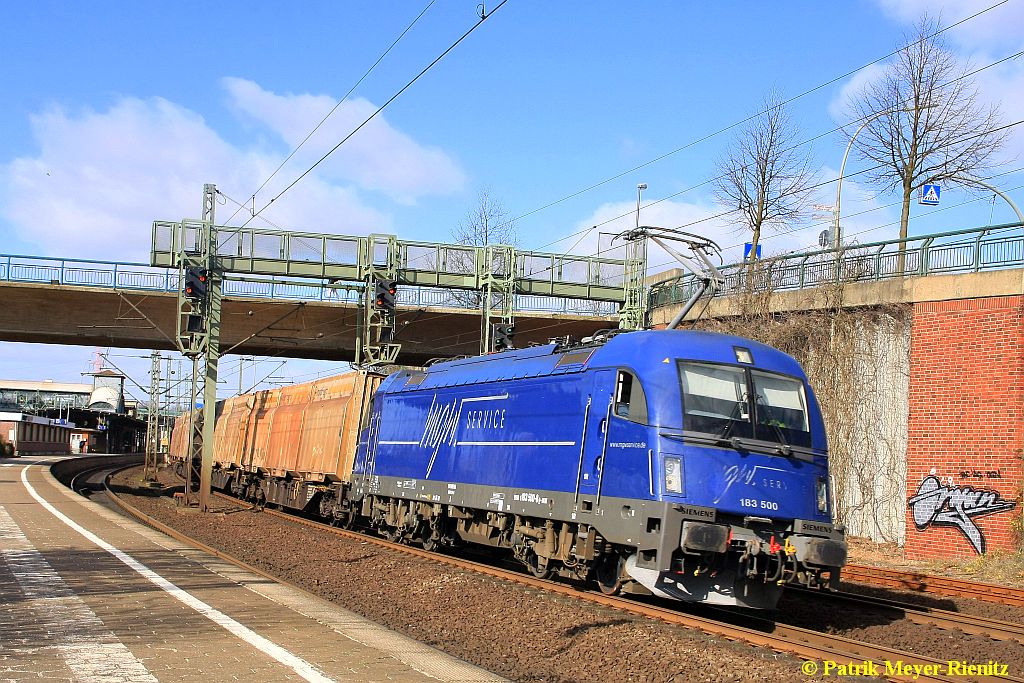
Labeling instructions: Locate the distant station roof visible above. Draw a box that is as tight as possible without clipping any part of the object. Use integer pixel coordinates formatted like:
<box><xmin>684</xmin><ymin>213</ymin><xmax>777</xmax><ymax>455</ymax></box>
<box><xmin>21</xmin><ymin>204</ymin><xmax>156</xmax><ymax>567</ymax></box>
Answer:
<box><xmin>0</xmin><ymin>379</ymin><xmax>93</xmax><ymax>394</ymax></box>
<box><xmin>87</xmin><ymin>370</ymin><xmax>125</xmax><ymax>378</ymax></box>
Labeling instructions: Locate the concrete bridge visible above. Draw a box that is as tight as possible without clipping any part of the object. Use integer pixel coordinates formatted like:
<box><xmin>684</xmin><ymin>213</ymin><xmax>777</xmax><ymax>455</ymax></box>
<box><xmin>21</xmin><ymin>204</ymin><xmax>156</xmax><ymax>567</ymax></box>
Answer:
<box><xmin>0</xmin><ymin>275</ymin><xmax>615</xmax><ymax>367</ymax></box>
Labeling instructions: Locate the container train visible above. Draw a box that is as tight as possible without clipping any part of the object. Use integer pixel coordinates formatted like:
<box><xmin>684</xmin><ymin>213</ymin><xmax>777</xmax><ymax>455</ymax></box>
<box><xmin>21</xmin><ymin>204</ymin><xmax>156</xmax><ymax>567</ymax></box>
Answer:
<box><xmin>170</xmin><ymin>328</ymin><xmax>847</xmax><ymax>609</ymax></box>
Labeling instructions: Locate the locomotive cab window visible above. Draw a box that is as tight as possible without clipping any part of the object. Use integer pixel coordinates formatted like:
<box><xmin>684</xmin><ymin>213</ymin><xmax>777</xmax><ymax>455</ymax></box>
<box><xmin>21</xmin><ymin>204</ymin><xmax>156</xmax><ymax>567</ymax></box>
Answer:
<box><xmin>614</xmin><ymin>370</ymin><xmax>648</xmax><ymax>423</ymax></box>
<box><xmin>679</xmin><ymin>362</ymin><xmax>752</xmax><ymax>439</ymax></box>
<box><xmin>679</xmin><ymin>361</ymin><xmax>811</xmax><ymax>448</ymax></box>
<box><xmin>751</xmin><ymin>369</ymin><xmax>811</xmax><ymax>448</ymax></box>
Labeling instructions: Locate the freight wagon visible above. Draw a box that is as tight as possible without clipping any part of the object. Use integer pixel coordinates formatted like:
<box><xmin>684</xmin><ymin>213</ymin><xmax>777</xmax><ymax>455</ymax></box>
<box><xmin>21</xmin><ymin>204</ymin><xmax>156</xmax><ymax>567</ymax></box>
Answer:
<box><xmin>170</xmin><ymin>371</ymin><xmax>382</xmax><ymax>511</ymax></box>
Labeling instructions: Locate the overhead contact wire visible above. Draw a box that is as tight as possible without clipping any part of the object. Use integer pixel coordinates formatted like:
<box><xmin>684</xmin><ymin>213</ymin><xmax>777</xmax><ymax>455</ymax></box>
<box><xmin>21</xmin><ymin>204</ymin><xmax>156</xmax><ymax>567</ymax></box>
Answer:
<box><xmin>221</xmin><ymin>0</ymin><xmax>438</xmax><ymax>228</ymax></box>
<box><xmin>240</xmin><ymin>0</ymin><xmax>509</xmax><ymax>230</ymax></box>
<box><xmin>504</xmin><ymin>0</ymin><xmax>1009</xmax><ymax>240</ymax></box>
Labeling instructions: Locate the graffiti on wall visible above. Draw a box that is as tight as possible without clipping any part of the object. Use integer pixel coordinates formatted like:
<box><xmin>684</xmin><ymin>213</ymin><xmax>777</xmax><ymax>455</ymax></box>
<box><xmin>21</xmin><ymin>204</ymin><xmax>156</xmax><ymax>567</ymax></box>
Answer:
<box><xmin>908</xmin><ymin>475</ymin><xmax>1017</xmax><ymax>554</ymax></box>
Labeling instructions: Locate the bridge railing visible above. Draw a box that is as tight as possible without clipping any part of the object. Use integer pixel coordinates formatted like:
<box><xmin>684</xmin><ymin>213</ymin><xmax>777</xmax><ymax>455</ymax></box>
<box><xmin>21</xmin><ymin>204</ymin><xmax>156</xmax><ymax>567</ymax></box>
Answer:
<box><xmin>0</xmin><ymin>254</ymin><xmax>619</xmax><ymax>317</ymax></box>
<box><xmin>649</xmin><ymin>222</ymin><xmax>1024</xmax><ymax>308</ymax></box>
<box><xmin>151</xmin><ymin>221</ymin><xmax>630</xmax><ymax>303</ymax></box>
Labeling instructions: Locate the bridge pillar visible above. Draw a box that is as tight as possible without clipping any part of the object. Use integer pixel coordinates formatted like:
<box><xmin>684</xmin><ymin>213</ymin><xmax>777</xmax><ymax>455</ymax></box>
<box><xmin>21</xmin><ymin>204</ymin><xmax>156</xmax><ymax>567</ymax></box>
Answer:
<box><xmin>905</xmin><ymin>295</ymin><xmax>1024</xmax><ymax>559</ymax></box>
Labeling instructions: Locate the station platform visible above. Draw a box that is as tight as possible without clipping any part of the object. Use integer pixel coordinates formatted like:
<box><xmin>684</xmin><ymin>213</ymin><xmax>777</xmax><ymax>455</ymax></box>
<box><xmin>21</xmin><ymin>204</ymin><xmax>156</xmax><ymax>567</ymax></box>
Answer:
<box><xmin>0</xmin><ymin>456</ymin><xmax>503</xmax><ymax>683</ymax></box>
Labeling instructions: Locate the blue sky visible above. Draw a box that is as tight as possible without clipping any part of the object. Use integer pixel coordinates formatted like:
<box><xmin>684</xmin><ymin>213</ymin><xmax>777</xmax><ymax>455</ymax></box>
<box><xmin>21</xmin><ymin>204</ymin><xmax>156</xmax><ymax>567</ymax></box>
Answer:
<box><xmin>1</xmin><ymin>0</ymin><xmax>1022</xmax><ymax>395</ymax></box>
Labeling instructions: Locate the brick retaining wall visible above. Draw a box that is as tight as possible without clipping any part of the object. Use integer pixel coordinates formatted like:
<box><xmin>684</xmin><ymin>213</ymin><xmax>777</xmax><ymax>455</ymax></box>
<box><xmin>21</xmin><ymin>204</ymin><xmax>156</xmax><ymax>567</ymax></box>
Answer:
<box><xmin>905</xmin><ymin>296</ymin><xmax>1024</xmax><ymax>558</ymax></box>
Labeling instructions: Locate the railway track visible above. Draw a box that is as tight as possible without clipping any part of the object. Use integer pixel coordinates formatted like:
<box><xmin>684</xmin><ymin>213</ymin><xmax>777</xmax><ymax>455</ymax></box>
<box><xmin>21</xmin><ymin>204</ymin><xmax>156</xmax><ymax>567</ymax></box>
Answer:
<box><xmin>68</xmin><ymin>461</ymin><xmax>120</xmax><ymax>496</ymax></box>
<box><xmin>788</xmin><ymin>586</ymin><xmax>1024</xmax><ymax>645</ymax></box>
<box><xmin>97</xmin><ymin>477</ymin><xmax>1022</xmax><ymax>683</ymax></box>
<box><xmin>844</xmin><ymin>564</ymin><xmax>1024</xmax><ymax>608</ymax></box>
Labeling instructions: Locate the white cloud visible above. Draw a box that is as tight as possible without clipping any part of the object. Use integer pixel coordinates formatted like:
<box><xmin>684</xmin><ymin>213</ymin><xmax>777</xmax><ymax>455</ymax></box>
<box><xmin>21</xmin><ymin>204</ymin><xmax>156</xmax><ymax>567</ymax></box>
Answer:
<box><xmin>222</xmin><ymin>77</ymin><xmax>465</xmax><ymax>204</ymax></box>
<box><xmin>0</xmin><ymin>80</ymin><xmax>467</xmax><ymax>262</ymax></box>
<box><xmin>971</xmin><ymin>54</ymin><xmax>1024</xmax><ymax>166</ymax></box>
<box><xmin>828</xmin><ymin>63</ymin><xmax>887</xmax><ymax>122</ymax></box>
<box><xmin>873</xmin><ymin>0</ymin><xmax>1024</xmax><ymax>50</ymax></box>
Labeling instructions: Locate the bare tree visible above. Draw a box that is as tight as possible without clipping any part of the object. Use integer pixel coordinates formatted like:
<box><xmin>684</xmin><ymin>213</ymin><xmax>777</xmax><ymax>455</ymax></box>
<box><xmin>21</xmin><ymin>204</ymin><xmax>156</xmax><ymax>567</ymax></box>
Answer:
<box><xmin>714</xmin><ymin>94</ymin><xmax>816</xmax><ymax>276</ymax></box>
<box><xmin>847</xmin><ymin>16</ymin><xmax>1007</xmax><ymax>269</ymax></box>
<box><xmin>445</xmin><ymin>190</ymin><xmax>517</xmax><ymax>308</ymax></box>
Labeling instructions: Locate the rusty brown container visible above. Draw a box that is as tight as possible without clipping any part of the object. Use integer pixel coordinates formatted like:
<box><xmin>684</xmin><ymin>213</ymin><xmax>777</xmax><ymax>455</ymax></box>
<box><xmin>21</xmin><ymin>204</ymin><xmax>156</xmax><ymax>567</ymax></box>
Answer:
<box><xmin>241</xmin><ymin>389</ymin><xmax>281</xmax><ymax>472</ymax></box>
<box><xmin>263</xmin><ymin>382</ymin><xmax>313</xmax><ymax>476</ymax></box>
<box><xmin>273</xmin><ymin>371</ymin><xmax>381</xmax><ymax>482</ymax></box>
<box><xmin>213</xmin><ymin>395</ymin><xmax>251</xmax><ymax>469</ymax></box>
<box><xmin>169</xmin><ymin>413</ymin><xmax>188</xmax><ymax>460</ymax></box>
<box><xmin>168</xmin><ymin>369</ymin><xmax>382</xmax><ymax>483</ymax></box>
<box><xmin>296</xmin><ymin>374</ymin><xmax>362</xmax><ymax>481</ymax></box>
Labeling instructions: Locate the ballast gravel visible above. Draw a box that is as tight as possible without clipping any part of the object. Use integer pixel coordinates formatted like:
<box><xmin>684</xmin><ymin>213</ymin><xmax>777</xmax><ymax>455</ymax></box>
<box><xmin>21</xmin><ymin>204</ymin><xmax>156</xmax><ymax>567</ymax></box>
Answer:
<box><xmin>109</xmin><ymin>468</ymin><xmax>1024</xmax><ymax>682</ymax></box>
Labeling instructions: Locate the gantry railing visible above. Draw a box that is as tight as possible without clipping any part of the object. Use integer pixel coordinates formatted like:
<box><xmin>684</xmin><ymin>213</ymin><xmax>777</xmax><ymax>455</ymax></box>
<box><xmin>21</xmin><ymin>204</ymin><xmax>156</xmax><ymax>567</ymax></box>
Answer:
<box><xmin>0</xmin><ymin>253</ymin><xmax>619</xmax><ymax>316</ymax></box>
<box><xmin>649</xmin><ymin>222</ymin><xmax>1024</xmax><ymax>308</ymax></box>
<box><xmin>150</xmin><ymin>221</ymin><xmax>631</xmax><ymax>303</ymax></box>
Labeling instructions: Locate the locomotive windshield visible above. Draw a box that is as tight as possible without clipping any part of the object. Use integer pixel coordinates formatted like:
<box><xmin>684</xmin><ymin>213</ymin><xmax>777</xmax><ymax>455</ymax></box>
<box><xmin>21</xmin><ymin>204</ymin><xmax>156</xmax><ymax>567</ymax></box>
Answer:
<box><xmin>678</xmin><ymin>361</ymin><xmax>811</xmax><ymax>449</ymax></box>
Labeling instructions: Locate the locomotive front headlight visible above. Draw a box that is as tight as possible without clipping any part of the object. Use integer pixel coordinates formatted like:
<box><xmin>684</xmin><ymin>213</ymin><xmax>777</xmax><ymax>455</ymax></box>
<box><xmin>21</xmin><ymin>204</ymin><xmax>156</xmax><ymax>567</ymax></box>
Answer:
<box><xmin>664</xmin><ymin>457</ymin><xmax>683</xmax><ymax>494</ymax></box>
<box><xmin>816</xmin><ymin>476</ymin><xmax>828</xmax><ymax>513</ymax></box>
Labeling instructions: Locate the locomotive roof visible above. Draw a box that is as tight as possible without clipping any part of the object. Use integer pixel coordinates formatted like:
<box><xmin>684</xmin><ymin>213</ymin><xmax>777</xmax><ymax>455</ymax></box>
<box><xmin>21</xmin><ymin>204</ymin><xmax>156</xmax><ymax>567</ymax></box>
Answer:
<box><xmin>383</xmin><ymin>329</ymin><xmax>805</xmax><ymax>393</ymax></box>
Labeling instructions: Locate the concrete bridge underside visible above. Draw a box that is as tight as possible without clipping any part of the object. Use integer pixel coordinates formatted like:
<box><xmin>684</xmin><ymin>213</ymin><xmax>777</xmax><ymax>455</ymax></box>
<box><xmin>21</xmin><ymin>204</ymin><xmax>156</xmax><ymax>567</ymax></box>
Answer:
<box><xmin>0</xmin><ymin>282</ymin><xmax>617</xmax><ymax>365</ymax></box>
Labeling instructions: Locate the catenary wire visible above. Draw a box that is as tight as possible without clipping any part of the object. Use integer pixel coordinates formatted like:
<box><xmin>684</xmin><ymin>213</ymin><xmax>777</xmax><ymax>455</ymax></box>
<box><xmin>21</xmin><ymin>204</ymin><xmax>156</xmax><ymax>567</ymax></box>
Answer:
<box><xmin>235</xmin><ymin>0</ymin><xmax>509</xmax><ymax>232</ymax></box>
<box><xmin>523</xmin><ymin>47</ymin><xmax>1024</xmax><ymax>269</ymax></box>
<box><xmin>539</xmin><ymin>117</ymin><xmax>1024</xmax><ymax>282</ymax></box>
<box><xmin>400</xmin><ymin>42</ymin><xmax>1022</xmax><ymax>275</ymax></box>
<box><xmin>503</xmin><ymin>1</ymin><xmax>1009</xmax><ymax>246</ymax></box>
<box><xmin>220</xmin><ymin>1</ymin><xmax>438</xmax><ymax>229</ymax></box>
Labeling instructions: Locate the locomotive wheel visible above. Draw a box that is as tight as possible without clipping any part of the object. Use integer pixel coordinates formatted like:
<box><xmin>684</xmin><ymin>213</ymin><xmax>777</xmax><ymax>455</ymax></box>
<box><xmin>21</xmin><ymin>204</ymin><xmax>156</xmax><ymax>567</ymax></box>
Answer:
<box><xmin>527</xmin><ymin>554</ymin><xmax>554</xmax><ymax>580</ymax></box>
<box><xmin>594</xmin><ymin>554</ymin><xmax>624</xmax><ymax>595</ymax></box>
<box><xmin>332</xmin><ymin>508</ymin><xmax>355</xmax><ymax>530</ymax></box>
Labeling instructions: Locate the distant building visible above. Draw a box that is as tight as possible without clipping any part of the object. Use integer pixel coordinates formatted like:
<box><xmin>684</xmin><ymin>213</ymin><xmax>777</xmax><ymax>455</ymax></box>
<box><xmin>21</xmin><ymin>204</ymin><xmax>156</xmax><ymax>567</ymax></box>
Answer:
<box><xmin>0</xmin><ymin>379</ymin><xmax>93</xmax><ymax>412</ymax></box>
<box><xmin>0</xmin><ymin>412</ymin><xmax>75</xmax><ymax>457</ymax></box>
<box><xmin>0</xmin><ymin>373</ymin><xmax>143</xmax><ymax>456</ymax></box>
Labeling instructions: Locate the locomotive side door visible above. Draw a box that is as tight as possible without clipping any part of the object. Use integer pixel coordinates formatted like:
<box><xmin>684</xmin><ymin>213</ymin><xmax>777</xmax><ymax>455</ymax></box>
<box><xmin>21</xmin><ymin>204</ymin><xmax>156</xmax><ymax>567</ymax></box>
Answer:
<box><xmin>574</xmin><ymin>369</ymin><xmax>614</xmax><ymax>509</ymax></box>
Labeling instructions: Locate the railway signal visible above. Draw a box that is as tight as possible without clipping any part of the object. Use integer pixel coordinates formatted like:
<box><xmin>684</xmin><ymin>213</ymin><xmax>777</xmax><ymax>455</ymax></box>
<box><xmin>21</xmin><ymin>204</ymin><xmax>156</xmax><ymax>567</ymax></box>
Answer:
<box><xmin>183</xmin><ymin>266</ymin><xmax>209</xmax><ymax>302</ymax></box>
<box><xmin>492</xmin><ymin>323</ymin><xmax>515</xmax><ymax>351</ymax></box>
<box><xmin>373</xmin><ymin>278</ymin><xmax>398</xmax><ymax>314</ymax></box>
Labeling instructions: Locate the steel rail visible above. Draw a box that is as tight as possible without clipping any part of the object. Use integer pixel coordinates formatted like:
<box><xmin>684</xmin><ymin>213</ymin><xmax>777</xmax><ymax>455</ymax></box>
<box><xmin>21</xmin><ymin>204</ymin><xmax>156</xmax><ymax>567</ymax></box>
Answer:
<box><xmin>843</xmin><ymin>564</ymin><xmax>1024</xmax><ymax>609</ymax></box>
<box><xmin>788</xmin><ymin>585</ymin><xmax>1024</xmax><ymax>644</ymax></box>
<box><xmin>75</xmin><ymin>458</ymin><xmax>1024</xmax><ymax>647</ymax></box>
<box><xmin>101</xmin><ymin>476</ymin><xmax>1008</xmax><ymax>683</ymax></box>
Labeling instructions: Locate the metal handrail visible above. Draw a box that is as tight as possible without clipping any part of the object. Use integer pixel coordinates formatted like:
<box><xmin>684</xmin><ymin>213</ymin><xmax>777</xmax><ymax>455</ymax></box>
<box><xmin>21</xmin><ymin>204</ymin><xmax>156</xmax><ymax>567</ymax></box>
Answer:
<box><xmin>152</xmin><ymin>221</ymin><xmax>631</xmax><ymax>300</ymax></box>
<box><xmin>9</xmin><ymin>221</ymin><xmax>1023</xmax><ymax>317</ymax></box>
<box><xmin>0</xmin><ymin>253</ymin><xmax>619</xmax><ymax>317</ymax></box>
<box><xmin>649</xmin><ymin>221</ymin><xmax>1024</xmax><ymax>308</ymax></box>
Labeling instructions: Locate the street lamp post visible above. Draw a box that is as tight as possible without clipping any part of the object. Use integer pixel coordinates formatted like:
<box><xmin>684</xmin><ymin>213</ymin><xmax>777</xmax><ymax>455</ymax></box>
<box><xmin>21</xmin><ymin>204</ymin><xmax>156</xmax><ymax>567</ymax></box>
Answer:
<box><xmin>636</xmin><ymin>183</ymin><xmax>647</xmax><ymax>229</ymax></box>
<box><xmin>965</xmin><ymin>179</ymin><xmax>1024</xmax><ymax>225</ymax></box>
<box><xmin>833</xmin><ymin>105</ymin><xmax>936</xmax><ymax>249</ymax></box>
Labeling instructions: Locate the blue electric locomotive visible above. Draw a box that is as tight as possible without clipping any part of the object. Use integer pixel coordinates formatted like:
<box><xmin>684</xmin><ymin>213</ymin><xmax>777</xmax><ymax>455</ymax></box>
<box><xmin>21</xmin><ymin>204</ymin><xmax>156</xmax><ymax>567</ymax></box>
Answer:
<box><xmin>348</xmin><ymin>328</ymin><xmax>847</xmax><ymax>609</ymax></box>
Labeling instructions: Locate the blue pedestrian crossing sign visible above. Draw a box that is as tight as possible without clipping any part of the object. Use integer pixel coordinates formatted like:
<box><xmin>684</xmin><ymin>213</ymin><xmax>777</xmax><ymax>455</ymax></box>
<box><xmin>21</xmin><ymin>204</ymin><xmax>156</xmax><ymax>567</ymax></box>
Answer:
<box><xmin>744</xmin><ymin>243</ymin><xmax>762</xmax><ymax>260</ymax></box>
<box><xmin>920</xmin><ymin>184</ymin><xmax>941</xmax><ymax>206</ymax></box>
